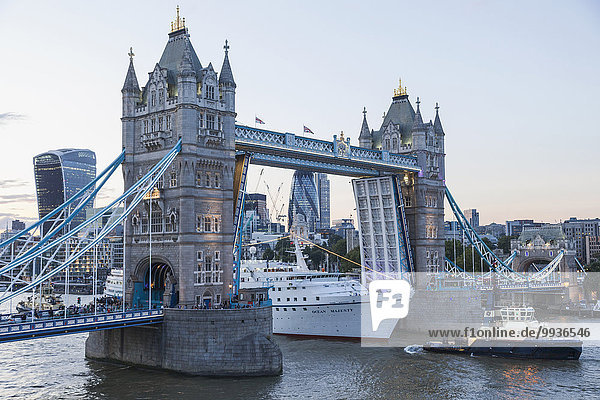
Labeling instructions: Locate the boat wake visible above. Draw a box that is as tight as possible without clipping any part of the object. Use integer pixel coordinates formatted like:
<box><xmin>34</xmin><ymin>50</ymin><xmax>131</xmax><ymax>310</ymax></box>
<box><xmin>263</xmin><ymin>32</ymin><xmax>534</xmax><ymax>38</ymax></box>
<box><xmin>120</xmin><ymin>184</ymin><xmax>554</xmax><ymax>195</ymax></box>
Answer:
<box><xmin>404</xmin><ymin>345</ymin><xmax>423</xmax><ymax>354</ymax></box>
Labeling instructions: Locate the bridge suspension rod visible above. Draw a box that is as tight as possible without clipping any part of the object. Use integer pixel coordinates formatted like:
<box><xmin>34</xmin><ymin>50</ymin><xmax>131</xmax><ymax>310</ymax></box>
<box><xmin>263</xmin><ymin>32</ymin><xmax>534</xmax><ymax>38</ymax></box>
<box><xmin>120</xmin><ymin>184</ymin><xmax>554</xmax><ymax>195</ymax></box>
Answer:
<box><xmin>0</xmin><ymin>149</ymin><xmax>125</xmax><ymax>251</ymax></box>
<box><xmin>0</xmin><ymin>140</ymin><xmax>182</xmax><ymax>306</ymax></box>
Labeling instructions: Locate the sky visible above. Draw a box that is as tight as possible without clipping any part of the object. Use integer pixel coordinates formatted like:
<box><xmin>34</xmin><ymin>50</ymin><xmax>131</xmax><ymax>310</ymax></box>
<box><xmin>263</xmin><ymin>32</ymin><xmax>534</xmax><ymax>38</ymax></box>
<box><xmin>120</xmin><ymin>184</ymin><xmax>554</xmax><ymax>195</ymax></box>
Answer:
<box><xmin>0</xmin><ymin>0</ymin><xmax>598</xmax><ymax>228</ymax></box>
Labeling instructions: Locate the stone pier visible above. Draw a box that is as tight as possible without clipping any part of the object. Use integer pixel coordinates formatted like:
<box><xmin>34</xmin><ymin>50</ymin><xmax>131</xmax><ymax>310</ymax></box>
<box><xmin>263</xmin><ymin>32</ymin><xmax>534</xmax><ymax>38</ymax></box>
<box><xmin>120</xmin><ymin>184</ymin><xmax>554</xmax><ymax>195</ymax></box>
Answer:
<box><xmin>85</xmin><ymin>307</ymin><xmax>282</xmax><ymax>376</ymax></box>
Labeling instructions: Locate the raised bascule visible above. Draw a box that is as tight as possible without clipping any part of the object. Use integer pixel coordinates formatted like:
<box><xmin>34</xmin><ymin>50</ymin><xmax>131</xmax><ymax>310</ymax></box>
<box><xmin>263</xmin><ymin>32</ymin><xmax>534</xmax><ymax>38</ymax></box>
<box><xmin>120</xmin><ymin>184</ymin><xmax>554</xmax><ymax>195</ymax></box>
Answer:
<box><xmin>0</xmin><ymin>8</ymin><xmax>583</xmax><ymax>376</ymax></box>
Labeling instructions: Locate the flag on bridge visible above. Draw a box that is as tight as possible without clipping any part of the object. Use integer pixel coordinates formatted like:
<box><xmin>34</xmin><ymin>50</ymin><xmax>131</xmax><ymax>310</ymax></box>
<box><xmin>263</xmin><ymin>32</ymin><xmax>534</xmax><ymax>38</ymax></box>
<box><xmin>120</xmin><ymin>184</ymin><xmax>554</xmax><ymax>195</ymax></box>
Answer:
<box><xmin>303</xmin><ymin>125</ymin><xmax>314</xmax><ymax>134</ymax></box>
<box><xmin>255</xmin><ymin>116</ymin><xmax>265</xmax><ymax>125</ymax></box>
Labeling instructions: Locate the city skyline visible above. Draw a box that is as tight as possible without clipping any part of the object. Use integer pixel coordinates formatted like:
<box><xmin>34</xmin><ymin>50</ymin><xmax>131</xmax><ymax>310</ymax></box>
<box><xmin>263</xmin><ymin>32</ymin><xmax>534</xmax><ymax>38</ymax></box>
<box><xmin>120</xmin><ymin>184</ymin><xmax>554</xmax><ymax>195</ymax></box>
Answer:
<box><xmin>0</xmin><ymin>1</ymin><xmax>598</xmax><ymax>228</ymax></box>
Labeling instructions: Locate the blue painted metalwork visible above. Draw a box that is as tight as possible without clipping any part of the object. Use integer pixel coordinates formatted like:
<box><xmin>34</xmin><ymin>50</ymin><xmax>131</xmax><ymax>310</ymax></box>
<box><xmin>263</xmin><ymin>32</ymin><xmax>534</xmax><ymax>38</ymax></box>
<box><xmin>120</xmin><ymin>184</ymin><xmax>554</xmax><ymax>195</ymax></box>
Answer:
<box><xmin>445</xmin><ymin>187</ymin><xmax>520</xmax><ymax>276</ymax></box>
<box><xmin>392</xmin><ymin>176</ymin><xmax>413</xmax><ymax>275</ymax></box>
<box><xmin>574</xmin><ymin>257</ymin><xmax>587</xmax><ymax>275</ymax></box>
<box><xmin>235</xmin><ymin>125</ymin><xmax>420</xmax><ymax>177</ymax></box>
<box><xmin>232</xmin><ymin>153</ymin><xmax>250</xmax><ymax>296</ymax></box>
<box><xmin>0</xmin><ymin>149</ymin><xmax>126</xmax><ymax>251</ymax></box>
<box><xmin>0</xmin><ymin>309</ymin><xmax>163</xmax><ymax>343</ymax></box>
<box><xmin>0</xmin><ymin>141</ymin><xmax>180</xmax><ymax>279</ymax></box>
<box><xmin>0</xmin><ymin>151</ymin><xmax>125</xmax><ymax>270</ymax></box>
<box><xmin>0</xmin><ymin>140</ymin><xmax>182</xmax><ymax>305</ymax></box>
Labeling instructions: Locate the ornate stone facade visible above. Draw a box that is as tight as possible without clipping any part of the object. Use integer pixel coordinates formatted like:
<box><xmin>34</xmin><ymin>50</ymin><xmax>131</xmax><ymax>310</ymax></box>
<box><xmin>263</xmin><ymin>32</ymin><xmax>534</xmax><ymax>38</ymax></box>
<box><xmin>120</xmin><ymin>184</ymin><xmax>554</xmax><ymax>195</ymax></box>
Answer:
<box><xmin>121</xmin><ymin>22</ymin><xmax>236</xmax><ymax>307</ymax></box>
<box><xmin>359</xmin><ymin>88</ymin><xmax>446</xmax><ymax>277</ymax></box>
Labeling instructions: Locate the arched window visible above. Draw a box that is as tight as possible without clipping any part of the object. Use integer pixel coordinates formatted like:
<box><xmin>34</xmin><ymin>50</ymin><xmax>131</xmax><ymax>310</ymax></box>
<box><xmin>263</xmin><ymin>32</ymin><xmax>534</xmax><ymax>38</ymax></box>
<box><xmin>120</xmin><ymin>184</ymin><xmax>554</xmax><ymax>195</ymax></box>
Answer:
<box><xmin>166</xmin><ymin>211</ymin><xmax>178</xmax><ymax>232</ymax></box>
<box><xmin>205</xmin><ymin>173</ymin><xmax>211</xmax><ymax>187</ymax></box>
<box><xmin>206</xmin><ymin>85</ymin><xmax>215</xmax><ymax>100</ymax></box>
<box><xmin>214</xmin><ymin>174</ymin><xmax>220</xmax><ymax>188</ymax></box>
<box><xmin>151</xmin><ymin>205</ymin><xmax>163</xmax><ymax>233</ymax></box>
<box><xmin>204</xmin><ymin>216</ymin><xmax>212</xmax><ymax>232</ymax></box>
<box><xmin>213</xmin><ymin>217</ymin><xmax>220</xmax><ymax>232</ymax></box>
<box><xmin>132</xmin><ymin>215</ymin><xmax>140</xmax><ymax>235</ymax></box>
<box><xmin>392</xmin><ymin>137</ymin><xmax>398</xmax><ymax>151</ymax></box>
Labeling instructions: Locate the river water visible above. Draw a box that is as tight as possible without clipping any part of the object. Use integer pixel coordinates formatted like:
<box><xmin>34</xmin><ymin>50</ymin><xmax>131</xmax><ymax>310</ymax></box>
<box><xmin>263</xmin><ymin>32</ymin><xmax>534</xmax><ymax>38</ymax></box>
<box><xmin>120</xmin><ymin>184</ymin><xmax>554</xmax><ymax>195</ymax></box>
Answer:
<box><xmin>0</xmin><ymin>332</ymin><xmax>598</xmax><ymax>399</ymax></box>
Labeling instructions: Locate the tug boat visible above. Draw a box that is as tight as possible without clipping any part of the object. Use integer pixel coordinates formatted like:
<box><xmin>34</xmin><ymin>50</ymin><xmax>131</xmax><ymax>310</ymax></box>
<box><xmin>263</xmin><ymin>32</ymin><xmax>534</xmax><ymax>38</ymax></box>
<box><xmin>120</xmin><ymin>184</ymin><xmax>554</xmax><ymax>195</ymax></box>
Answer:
<box><xmin>424</xmin><ymin>307</ymin><xmax>582</xmax><ymax>360</ymax></box>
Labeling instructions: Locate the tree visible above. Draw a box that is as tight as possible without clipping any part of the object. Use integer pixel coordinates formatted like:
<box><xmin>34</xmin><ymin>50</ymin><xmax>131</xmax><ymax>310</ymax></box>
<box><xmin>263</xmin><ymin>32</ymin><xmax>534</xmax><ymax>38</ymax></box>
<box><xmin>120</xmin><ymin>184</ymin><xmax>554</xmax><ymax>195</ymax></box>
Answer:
<box><xmin>303</xmin><ymin>246</ymin><xmax>325</xmax><ymax>270</ymax></box>
<box><xmin>341</xmin><ymin>246</ymin><xmax>361</xmax><ymax>273</ymax></box>
<box><xmin>262</xmin><ymin>247</ymin><xmax>275</xmax><ymax>261</ymax></box>
<box><xmin>497</xmin><ymin>235</ymin><xmax>516</xmax><ymax>254</ymax></box>
<box><xmin>482</xmin><ymin>237</ymin><xmax>495</xmax><ymax>250</ymax></box>
<box><xmin>274</xmin><ymin>238</ymin><xmax>294</xmax><ymax>263</ymax></box>
<box><xmin>327</xmin><ymin>234</ymin><xmax>344</xmax><ymax>249</ymax></box>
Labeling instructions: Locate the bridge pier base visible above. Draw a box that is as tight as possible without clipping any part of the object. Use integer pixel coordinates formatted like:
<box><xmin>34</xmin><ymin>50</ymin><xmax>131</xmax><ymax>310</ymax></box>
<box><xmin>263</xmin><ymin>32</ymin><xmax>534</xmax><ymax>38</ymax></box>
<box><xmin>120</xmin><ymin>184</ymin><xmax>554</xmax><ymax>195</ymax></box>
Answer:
<box><xmin>85</xmin><ymin>307</ymin><xmax>282</xmax><ymax>376</ymax></box>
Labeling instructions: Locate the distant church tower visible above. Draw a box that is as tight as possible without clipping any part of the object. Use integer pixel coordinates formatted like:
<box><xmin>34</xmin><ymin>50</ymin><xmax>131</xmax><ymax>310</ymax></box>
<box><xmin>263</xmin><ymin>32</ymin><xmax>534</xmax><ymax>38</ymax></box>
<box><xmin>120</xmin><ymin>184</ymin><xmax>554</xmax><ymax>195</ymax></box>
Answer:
<box><xmin>121</xmin><ymin>8</ymin><xmax>236</xmax><ymax>307</ymax></box>
<box><xmin>359</xmin><ymin>80</ymin><xmax>446</xmax><ymax>275</ymax></box>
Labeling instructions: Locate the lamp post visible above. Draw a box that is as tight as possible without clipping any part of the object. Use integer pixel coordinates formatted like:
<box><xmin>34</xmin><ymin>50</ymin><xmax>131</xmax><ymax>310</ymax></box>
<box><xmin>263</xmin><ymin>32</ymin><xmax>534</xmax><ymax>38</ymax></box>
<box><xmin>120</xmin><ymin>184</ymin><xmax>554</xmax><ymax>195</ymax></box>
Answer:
<box><xmin>228</xmin><ymin>284</ymin><xmax>233</xmax><ymax>308</ymax></box>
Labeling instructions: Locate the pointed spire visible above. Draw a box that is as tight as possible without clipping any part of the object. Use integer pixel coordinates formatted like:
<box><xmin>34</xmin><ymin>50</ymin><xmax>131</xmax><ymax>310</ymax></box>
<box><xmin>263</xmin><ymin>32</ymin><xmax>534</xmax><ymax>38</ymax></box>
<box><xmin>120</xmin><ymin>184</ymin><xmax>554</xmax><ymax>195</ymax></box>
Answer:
<box><xmin>411</xmin><ymin>97</ymin><xmax>424</xmax><ymax>132</ymax></box>
<box><xmin>122</xmin><ymin>47</ymin><xmax>140</xmax><ymax>93</ymax></box>
<box><xmin>178</xmin><ymin>38</ymin><xmax>195</xmax><ymax>76</ymax></box>
<box><xmin>359</xmin><ymin>107</ymin><xmax>370</xmax><ymax>138</ymax></box>
<box><xmin>358</xmin><ymin>107</ymin><xmax>373</xmax><ymax>148</ymax></box>
<box><xmin>219</xmin><ymin>39</ymin><xmax>236</xmax><ymax>88</ymax></box>
<box><xmin>434</xmin><ymin>102</ymin><xmax>445</xmax><ymax>135</ymax></box>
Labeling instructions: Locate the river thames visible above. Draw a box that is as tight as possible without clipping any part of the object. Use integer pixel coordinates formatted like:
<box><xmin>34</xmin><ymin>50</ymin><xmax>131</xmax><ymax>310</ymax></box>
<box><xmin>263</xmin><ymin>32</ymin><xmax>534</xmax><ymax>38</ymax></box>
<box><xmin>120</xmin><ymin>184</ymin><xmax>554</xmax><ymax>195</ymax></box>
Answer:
<box><xmin>0</xmin><ymin>332</ymin><xmax>598</xmax><ymax>399</ymax></box>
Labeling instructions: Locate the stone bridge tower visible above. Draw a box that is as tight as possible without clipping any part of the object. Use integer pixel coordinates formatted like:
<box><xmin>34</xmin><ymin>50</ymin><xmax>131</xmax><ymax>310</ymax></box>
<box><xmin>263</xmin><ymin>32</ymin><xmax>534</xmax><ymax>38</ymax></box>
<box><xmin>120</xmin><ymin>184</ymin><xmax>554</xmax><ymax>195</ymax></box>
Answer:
<box><xmin>358</xmin><ymin>81</ymin><xmax>446</xmax><ymax>279</ymax></box>
<box><xmin>121</xmin><ymin>12</ymin><xmax>236</xmax><ymax>307</ymax></box>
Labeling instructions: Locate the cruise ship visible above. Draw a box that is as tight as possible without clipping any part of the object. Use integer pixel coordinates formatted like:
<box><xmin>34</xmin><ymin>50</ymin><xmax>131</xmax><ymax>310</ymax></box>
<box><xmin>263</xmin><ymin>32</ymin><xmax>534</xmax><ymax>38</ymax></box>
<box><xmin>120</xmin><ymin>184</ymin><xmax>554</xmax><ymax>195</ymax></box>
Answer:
<box><xmin>240</xmin><ymin>241</ymin><xmax>398</xmax><ymax>339</ymax></box>
<box><xmin>104</xmin><ymin>268</ymin><xmax>123</xmax><ymax>298</ymax></box>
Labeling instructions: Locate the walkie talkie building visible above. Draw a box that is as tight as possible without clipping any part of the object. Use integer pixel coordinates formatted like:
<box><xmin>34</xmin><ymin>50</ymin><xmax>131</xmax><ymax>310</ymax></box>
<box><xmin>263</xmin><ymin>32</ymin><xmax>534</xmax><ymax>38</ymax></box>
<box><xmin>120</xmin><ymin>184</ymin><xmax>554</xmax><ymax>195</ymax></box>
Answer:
<box><xmin>33</xmin><ymin>149</ymin><xmax>96</xmax><ymax>234</ymax></box>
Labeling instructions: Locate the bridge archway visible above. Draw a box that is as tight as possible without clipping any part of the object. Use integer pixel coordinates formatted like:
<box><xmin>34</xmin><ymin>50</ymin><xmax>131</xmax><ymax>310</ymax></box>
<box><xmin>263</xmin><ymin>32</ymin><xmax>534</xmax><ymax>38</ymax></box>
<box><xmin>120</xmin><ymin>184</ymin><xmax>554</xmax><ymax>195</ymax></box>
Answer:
<box><xmin>132</xmin><ymin>256</ymin><xmax>178</xmax><ymax>309</ymax></box>
<box><xmin>518</xmin><ymin>257</ymin><xmax>553</xmax><ymax>273</ymax></box>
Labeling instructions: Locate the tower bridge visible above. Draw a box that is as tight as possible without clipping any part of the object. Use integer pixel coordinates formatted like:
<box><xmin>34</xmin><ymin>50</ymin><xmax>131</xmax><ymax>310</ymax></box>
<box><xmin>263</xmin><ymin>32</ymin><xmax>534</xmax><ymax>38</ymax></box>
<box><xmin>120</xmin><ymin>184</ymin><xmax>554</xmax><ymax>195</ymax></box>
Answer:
<box><xmin>0</xmin><ymin>7</ymin><xmax>583</xmax><ymax>375</ymax></box>
<box><xmin>234</xmin><ymin>125</ymin><xmax>420</xmax><ymax>177</ymax></box>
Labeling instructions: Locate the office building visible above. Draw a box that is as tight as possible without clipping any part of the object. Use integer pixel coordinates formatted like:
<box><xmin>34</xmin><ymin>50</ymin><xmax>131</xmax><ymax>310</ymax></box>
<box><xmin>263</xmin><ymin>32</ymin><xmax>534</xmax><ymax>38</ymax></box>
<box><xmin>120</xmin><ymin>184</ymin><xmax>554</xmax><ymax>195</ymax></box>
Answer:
<box><xmin>33</xmin><ymin>149</ymin><xmax>96</xmax><ymax>234</ymax></box>
<box><xmin>463</xmin><ymin>209</ymin><xmax>479</xmax><ymax>228</ymax></box>
<box><xmin>288</xmin><ymin>170</ymin><xmax>320</xmax><ymax>233</ymax></box>
<box><xmin>562</xmin><ymin>217</ymin><xmax>600</xmax><ymax>260</ymax></box>
<box><xmin>317</xmin><ymin>173</ymin><xmax>330</xmax><ymax>229</ymax></box>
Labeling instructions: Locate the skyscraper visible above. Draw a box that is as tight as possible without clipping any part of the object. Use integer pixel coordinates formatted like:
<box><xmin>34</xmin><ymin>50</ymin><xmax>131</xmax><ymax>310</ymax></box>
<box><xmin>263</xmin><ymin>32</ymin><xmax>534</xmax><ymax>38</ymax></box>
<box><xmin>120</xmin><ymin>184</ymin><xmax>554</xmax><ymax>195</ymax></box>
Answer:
<box><xmin>463</xmin><ymin>209</ymin><xmax>479</xmax><ymax>228</ymax></box>
<box><xmin>288</xmin><ymin>170</ymin><xmax>320</xmax><ymax>233</ymax></box>
<box><xmin>33</xmin><ymin>149</ymin><xmax>96</xmax><ymax>233</ymax></box>
<box><xmin>317</xmin><ymin>173</ymin><xmax>330</xmax><ymax>229</ymax></box>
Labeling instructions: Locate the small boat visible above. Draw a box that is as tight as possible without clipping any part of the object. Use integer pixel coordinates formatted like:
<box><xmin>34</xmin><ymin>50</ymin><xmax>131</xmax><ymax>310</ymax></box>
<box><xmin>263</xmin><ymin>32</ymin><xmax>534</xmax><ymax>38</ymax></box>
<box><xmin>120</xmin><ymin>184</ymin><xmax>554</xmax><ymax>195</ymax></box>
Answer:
<box><xmin>16</xmin><ymin>285</ymin><xmax>64</xmax><ymax>315</ymax></box>
<box><xmin>424</xmin><ymin>307</ymin><xmax>582</xmax><ymax>360</ymax></box>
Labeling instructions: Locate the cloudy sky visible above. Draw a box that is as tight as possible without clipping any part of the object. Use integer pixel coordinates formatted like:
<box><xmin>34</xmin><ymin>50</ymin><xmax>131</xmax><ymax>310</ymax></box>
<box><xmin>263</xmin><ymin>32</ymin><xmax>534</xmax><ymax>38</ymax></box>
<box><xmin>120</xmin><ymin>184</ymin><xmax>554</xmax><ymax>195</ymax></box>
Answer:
<box><xmin>0</xmin><ymin>0</ymin><xmax>598</xmax><ymax>228</ymax></box>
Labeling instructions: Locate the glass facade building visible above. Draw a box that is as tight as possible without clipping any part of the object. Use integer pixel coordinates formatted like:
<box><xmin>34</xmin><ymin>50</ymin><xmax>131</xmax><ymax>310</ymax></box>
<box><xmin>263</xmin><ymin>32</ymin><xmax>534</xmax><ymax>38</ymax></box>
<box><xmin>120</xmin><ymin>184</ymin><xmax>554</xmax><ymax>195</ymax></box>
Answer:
<box><xmin>33</xmin><ymin>149</ymin><xmax>96</xmax><ymax>234</ymax></box>
<box><xmin>317</xmin><ymin>173</ymin><xmax>330</xmax><ymax>229</ymax></box>
<box><xmin>288</xmin><ymin>170</ymin><xmax>320</xmax><ymax>233</ymax></box>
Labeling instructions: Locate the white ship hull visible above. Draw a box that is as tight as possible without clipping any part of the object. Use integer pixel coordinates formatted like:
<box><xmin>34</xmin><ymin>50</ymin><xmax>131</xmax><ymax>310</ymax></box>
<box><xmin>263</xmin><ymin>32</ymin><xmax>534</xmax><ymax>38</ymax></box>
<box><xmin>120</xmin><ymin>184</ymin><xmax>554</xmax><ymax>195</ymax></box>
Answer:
<box><xmin>273</xmin><ymin>298</ymin><xmax>396</xmax><ymax>339</ymax></box>
<box><xmin>105</xmin><ymin>269</ymin><xmax>123</xmax><ymax>298</ymax></box>
<box><xmin>241</xmin><ymin>260</ymin><xmax>397</xmax><ymax>339</ymax></box>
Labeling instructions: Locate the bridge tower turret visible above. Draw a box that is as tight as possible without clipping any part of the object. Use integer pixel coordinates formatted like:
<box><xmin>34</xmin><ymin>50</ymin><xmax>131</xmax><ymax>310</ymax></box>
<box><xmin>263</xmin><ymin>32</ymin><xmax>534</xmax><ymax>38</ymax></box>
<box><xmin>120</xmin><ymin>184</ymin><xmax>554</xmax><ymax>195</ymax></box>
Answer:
<box><xmin>219</xmin><ymin>40</ymin><xmax>237</xmax><ymax>152</ymax></box>
<box><xmin>121</xmin><ymin>10</ymin><xmax>236</xmax><ymax>308</ymax></box>
<box><xmin>121</xmin><ymin>48</ymin><xmax>140</xmax><ymax>166</ymax></box>
<box><xmin>405</xmin><ymin>97</ymin><xmax>446</xmax><ymax>279</ymax></box>
<box><xmin>358</xmin><ymin>107</ymin><xmax>373</xmax><ymax>148</ymax></box>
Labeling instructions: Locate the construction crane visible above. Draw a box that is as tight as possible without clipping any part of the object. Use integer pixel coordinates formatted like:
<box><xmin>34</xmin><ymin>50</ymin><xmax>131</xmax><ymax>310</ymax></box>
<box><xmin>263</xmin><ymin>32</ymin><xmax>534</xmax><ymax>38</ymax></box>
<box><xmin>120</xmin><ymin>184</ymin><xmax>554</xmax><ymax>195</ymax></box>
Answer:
<box><xmin>253</xmin><ymin>168</ymin><xmax>264</xmax><ymax>193</ymax></box>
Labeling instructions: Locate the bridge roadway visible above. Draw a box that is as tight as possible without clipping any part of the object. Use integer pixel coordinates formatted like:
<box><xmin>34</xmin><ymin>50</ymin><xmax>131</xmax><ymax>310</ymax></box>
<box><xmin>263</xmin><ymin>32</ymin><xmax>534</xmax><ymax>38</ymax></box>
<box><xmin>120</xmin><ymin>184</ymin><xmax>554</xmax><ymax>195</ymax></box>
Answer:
<box><xmin>234</xmin><ymin>125</ymin><xmax>421</xmax><ymax>177</ymax></box>
<box><xmin>0</xmin><ymin>309</ymin><xmax>163</xmax><ymax>343</ymax></box>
